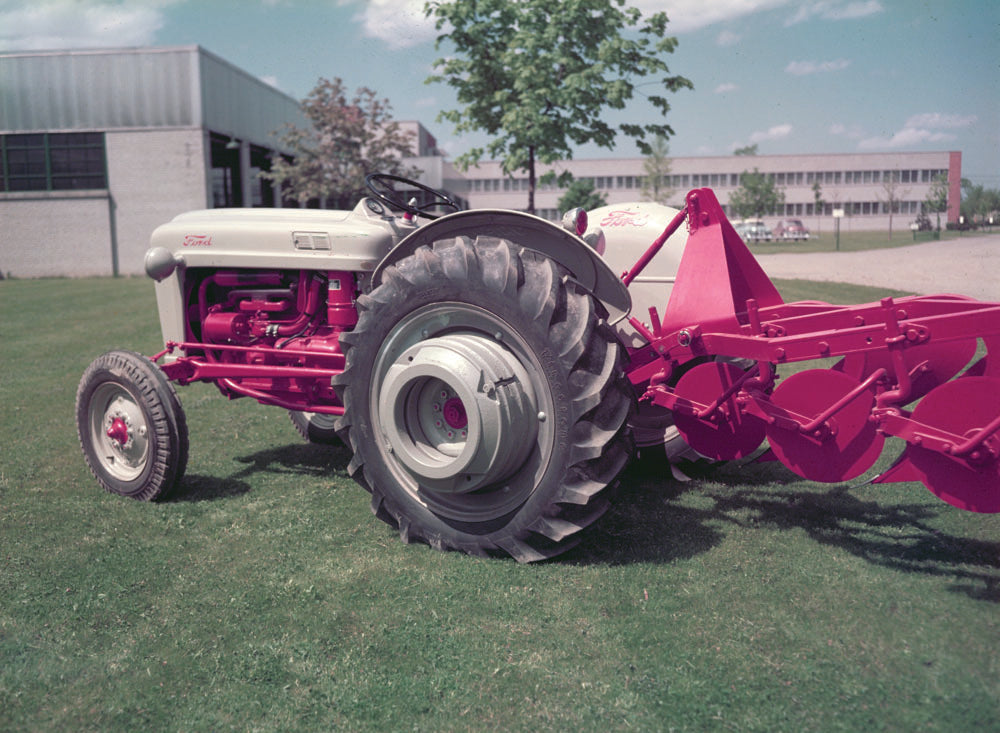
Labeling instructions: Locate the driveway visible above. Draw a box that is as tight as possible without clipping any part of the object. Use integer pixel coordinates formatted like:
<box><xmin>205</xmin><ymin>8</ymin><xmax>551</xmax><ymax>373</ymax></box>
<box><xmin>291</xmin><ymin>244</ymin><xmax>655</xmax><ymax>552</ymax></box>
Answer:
<box><xmin>756</xmin><ymin>234</ymin><xmax>1000</xmax><ymax>301</ymax></box>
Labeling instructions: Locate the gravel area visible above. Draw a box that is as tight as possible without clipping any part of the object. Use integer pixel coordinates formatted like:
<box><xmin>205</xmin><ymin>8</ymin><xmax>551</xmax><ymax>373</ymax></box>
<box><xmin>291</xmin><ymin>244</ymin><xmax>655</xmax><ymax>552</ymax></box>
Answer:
<box><xmin>756</xmin><ymin>234</ymin><xmax>1000</xmax><ymax>301</ymax></box>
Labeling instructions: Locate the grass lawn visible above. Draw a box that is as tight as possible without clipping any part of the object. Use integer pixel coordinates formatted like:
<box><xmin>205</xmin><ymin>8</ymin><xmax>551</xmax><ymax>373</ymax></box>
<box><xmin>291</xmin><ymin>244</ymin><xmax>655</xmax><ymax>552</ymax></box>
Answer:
<box><xmin>1</xmin><ymin>276</ymin><xmax>997</xmax><ymax>732</ymax></box>
<box><xmin>746</xmin><ymin>227</ymin><xmax>1000</xmax><ymax>255</ymax></box>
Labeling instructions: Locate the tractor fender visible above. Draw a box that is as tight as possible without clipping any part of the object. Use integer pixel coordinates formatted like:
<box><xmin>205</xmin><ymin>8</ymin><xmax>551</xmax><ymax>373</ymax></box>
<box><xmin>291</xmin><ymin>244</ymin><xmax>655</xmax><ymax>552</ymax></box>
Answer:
<box><xmin>371</xmin><ymin>209</ymin><xmax>631</xmax><ymax>323</ymax></box>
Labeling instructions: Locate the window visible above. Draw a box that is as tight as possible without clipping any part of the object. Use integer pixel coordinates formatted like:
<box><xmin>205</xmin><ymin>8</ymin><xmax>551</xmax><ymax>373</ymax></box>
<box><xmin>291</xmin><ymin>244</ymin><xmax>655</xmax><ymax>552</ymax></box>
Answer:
<box><xmin>1</xmin><ymin>133</ymin><xmax>107</xmax><ymax>192</ymax></box>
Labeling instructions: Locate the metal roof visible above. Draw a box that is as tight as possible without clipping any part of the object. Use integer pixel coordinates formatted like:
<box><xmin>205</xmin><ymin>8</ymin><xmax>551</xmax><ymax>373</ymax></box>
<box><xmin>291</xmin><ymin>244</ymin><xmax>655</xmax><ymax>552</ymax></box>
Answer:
<box><xmin>0</xmin><ymin>46</ymin><xmax>304</xmax><ymax>147</ymax></box>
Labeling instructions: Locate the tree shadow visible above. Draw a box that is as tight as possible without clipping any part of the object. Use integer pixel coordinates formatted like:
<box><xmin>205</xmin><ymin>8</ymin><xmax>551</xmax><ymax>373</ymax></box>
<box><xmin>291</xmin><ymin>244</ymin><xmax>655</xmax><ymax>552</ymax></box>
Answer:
<box><xmin>567</xmin><ymin>457</ymin><xmax>1000</xmax><ymax>602</ymax></box>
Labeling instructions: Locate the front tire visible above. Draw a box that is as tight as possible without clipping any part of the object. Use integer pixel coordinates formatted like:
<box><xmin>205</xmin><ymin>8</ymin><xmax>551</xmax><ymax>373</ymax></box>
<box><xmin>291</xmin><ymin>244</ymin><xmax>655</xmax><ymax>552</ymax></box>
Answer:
<box><xmin>76</xmin><ymin>350</ymin><xmax>188</xmax><ymax>501</ymax></box>
<box><xmin>334</xmin><ymin>237</ymin><xmax>632</xmax><ymax>561</ymax></box>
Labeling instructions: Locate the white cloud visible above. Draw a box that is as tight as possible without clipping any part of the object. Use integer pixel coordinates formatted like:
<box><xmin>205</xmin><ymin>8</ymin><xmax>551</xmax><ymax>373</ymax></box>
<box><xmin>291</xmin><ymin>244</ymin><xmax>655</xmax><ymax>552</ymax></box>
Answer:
<box><xmin>260</xmin><ymin>75</ymin><xmax>280</xmax><ymax>89</ymax></box>
<box><xmin>716</xmin><ymin>30</ymin><xmax>741</xmax><ymax>46</ymax></box>
<box><xmin>714</xmin><ymin>82</ymin><xmax>738</xmax><ymax>94</ymax></box>
<box><xmin>346</xmin><ymin>0</ymin><xmax>884</xmax><ymax>46</ymax></box>
<box><xmin>829</xmin><ymin>122</ymin><xmax>864</xmax><ymax>139</ymax></box>
<box><xmin>858</xmin><ymin>112</ymin><xmax>977</xmax><ymax>150</ymax></box>
<box><xmin>785</xmin><ymin>58</ymin><xmax>851</xmax><ymax>75</ymax></box>
<box><xmin>859</xmin><ymin>129</ymin><xmax>955</xmax><ymax>149</ymax></box>
<box><xmin>786</xmin><ymin>0</ymin><xmax>883</xmax><ymax>25</ymax></box>
<box><xmin>627</xmin><ymin>0</ymin><xmax>793</xmax><ymax>33</ymax></box>
<box><xmin>0</xmin><ymin>0</ymin><xmax>174</xmax><ymax>50</ymax></box>
<box><xmin>354</xmin><ymin>0</ymin><xmax>438</xmax><ymax>50</ymax></box>
<box><xmin>749</xmin><ymin>123</ymin><xmax>793</xmax><ymax>143</ymax></box>
<box><xmin>904</xmin><ymin>112</ymin><xmax>977</xmax><ymax>130</ymax></box>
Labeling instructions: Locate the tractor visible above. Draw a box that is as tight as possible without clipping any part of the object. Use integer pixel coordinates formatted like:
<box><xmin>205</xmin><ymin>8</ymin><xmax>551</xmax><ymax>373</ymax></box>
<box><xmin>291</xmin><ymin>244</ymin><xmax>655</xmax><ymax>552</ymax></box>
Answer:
<box><xmin>76</xmin><ymin>174</ymin><xmax>1000</xmax><ymax>562</ymax></box>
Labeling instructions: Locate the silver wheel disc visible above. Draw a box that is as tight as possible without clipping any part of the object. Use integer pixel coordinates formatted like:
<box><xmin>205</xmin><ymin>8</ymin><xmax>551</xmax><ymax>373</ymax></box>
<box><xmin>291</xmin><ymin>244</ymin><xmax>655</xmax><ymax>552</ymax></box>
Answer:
<box><xmin>89</xmin><ymin>382</ymin><xmax>149</xmax><ymax>481</ymax></box>
<box><xmin>371</xmin><ymin>303</ymin><xmax>554</xmax><ymax>522</ymax></box>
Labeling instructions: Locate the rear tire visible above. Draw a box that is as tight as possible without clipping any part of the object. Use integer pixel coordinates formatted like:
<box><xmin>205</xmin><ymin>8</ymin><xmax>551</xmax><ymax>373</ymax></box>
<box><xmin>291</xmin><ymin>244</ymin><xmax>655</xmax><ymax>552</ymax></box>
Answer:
<box><xmin>334</xmin><ymin>237</ymin><xmax>632</xmax><ymax>561</ymax></box>
<box><xmin>76</xmin><ymin>350</ymin><xmax>188</xmax><ymax>501</ymax></box>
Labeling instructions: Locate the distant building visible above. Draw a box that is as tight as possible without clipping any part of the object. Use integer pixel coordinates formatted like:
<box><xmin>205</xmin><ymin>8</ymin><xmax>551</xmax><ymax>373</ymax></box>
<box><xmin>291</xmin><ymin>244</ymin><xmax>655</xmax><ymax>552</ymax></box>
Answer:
<box><xmin>1</xmin><ymin>45</ymin><xmax>304</xmax><ymax>277</ymax></box>
<box><xmin>464</xmin><ymin>151</ymin><xmax>962</xmax><ymax>230</ymax></box>
<box><xmin>1</xmin><ymin>46</ymin><xmax>963</xmax><ymax>278</ymax></box>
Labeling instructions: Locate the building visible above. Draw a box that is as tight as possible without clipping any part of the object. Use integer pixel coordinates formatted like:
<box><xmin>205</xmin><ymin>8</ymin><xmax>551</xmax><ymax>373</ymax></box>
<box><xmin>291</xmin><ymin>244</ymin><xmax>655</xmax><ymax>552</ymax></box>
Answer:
<box><xmin>463</xmin><ymin>151</ymin><xmax>962</xmax><ymax>230</ymax></box>
<box><xmin>1</xmin><ymin>46</ymin><xmax>963</xmax><ymax>278</ymax></box>
<box><xmin>1</xmin><ymin>46</ymin><xmax>305</xmax><ymax>277</ymax></box>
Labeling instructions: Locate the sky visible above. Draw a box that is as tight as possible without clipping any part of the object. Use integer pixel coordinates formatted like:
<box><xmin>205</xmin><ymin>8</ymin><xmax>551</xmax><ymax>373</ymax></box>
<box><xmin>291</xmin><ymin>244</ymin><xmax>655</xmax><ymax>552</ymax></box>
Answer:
<box><xmin>1</xmin><ymin>0</ymin><xmax>998</xmax><ymax>187</ymax></box>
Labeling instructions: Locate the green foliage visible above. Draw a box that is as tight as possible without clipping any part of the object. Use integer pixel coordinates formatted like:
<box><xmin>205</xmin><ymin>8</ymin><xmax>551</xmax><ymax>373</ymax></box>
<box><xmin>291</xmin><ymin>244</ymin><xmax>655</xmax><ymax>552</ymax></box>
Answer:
<box><xmin>425</xmin><ymin>0</ymin><xmax>692</xmax><ymax>213</ymax></box>
<box><xmin>733</xmin><ymin>143</ymin><xmax>759</xmax><ymax>156</ymax></box>
<box><xmin>557</xmin><ymin>177</ymin><xmax>608</xmax><ymax>212</ymax></box>
<box><xmin>729</xmin><ymin>167</ymin><xmax>785</xmax><ymax>219</ymax></box>
<box><xmin>264</xmin><ymin>78</ymin><xmax>419</xmax><ymax>209</ymax></box>
<box><xmin>923</xmin><ymin>173</ymin><xmax>949</xmax><ymax>229</ymax></box>
<box><xmin>812</xmin><ymin>181</ymin><xmax>826</xmax><ymax>235</ymax></box>
<box><xmin>3</xmin><ymin>277</ymin><xmax>999</xmax><ymax>731</ymax></box>
<box><xmin>961</xmin><ymin>178</ymin><xmax>1000</xmax><ymax>225</ymax></box>
<box><xmin>639</xmin><ymin>135</ymin><xmax>674</xmax><ymax>205</ymax></box>
<box><xmin>878</xmin><ymin>171</ymin><xmax>908</xmax><ymax>239</ymax></box>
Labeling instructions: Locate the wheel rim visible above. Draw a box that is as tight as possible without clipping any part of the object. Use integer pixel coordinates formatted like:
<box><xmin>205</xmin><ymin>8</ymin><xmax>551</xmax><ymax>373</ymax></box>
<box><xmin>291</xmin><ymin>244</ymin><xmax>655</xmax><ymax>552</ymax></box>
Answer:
<box><xmin>303</xmin><ymin>412</ymin><xmax>338</xmax><ymax>431</ymax></box>
<box><xmin>371</xmin><ymin>303</ymin><xmax>553</xmax><ymax>523</ymax></box>
<box><xmin>89</xmin><ymin>382</ymin><xmax>150</xmax><ymax>481</ymax></box>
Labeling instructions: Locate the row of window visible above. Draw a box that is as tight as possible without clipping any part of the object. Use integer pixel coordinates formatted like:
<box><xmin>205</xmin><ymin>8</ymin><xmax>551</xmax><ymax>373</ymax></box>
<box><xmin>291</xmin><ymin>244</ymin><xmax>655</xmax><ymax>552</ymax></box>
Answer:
<box><xmin>531</xmin><ymin>199</ymin><xmax>929</xmax><ymax>222</ymax></box>
<box><xmin>758</xmin><ymin>200</ymin><xmax>926</xmax><ymax>217</ymax></box>
<box><xmin>0</xmin><ymin>133</ymin><xmax>107</xmax><ymax>192</ymax></box>
<box><xmin>469</xmin><ymin>168</ymin><xmax>950</xmax><ymax>194</ymax></box>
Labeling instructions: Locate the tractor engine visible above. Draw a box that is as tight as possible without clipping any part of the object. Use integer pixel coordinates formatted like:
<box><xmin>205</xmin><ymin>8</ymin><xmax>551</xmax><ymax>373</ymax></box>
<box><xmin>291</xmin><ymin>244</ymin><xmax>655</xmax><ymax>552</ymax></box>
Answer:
<box><xmin>171</xmin><ymin>267</ymin><xmax>358</xmax><ymax>414</ymax></box>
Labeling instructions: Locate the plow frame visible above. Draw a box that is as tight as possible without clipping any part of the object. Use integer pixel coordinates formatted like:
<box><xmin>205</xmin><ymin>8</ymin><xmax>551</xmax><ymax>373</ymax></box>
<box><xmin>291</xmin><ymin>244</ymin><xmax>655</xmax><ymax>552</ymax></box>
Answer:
<box><xmin>627</xmin><ymin>188</ymin><xmax>1000</xmax><ymax>512</ymax></box>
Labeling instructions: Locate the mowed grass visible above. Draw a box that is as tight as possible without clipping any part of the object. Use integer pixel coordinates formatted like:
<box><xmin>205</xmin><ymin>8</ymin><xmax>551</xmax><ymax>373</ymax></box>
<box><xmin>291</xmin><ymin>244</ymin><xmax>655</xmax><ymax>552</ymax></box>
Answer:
<box><xmin>1</xmin><ymin>276</ymin><xmax>998</xmax><ymax>732</ymax></box>
<box><xmin>746</xmin><ymin>227</ymin><xmax>1000</xmax><ymax>255</ymax></box>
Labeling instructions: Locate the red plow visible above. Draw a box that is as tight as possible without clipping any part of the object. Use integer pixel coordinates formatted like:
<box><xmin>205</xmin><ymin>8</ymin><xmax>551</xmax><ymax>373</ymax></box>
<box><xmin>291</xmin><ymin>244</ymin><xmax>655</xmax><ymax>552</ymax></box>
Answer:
<box><xmin>628</xmin><ymin>188</ymin><xmax>1000</xmax><ymax>513</ymax></box>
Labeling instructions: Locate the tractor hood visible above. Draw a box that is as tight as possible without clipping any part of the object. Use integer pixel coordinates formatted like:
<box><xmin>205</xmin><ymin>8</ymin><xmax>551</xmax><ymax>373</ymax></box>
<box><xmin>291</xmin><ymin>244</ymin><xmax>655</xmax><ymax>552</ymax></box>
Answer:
<box><xmin>147</xmin><ymin>198</ymin><xmax>409</xmax><ymax>274</ymax></box>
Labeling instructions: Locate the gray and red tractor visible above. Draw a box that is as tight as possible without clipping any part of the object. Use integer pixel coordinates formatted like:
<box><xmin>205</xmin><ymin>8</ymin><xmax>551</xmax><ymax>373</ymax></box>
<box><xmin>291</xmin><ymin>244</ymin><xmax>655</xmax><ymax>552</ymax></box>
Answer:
<box><xmin>77</xmin><ymin>174</ymin><xmax>1000</xmax><ymax>561</ymax></box>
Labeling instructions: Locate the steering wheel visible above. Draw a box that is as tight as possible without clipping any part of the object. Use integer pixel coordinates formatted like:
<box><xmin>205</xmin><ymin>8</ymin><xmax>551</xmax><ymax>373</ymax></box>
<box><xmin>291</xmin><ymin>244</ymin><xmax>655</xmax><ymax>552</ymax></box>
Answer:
<box><xmin>365</xmin><ymin>173</ymin><xmax>460</xmax><ymax>220</ymax></box>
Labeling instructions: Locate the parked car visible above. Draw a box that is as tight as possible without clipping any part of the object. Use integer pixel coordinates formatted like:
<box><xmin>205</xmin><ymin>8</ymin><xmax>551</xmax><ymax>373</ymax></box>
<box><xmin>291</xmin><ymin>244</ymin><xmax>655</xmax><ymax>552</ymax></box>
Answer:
<box><xmin>735</xmin><ymin>219</ymin><xmax>772</xmax><ymax>242</ymax></box>
<box><xmin>772</xmin><ymin>218</ymin><xmax>810</xmax><ymax>241</ymax></box>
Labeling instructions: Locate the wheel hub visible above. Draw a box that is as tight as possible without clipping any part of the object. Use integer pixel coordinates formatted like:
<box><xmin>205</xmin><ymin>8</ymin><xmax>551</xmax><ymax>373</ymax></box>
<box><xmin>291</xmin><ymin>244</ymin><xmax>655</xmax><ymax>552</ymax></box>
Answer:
<box><xmin>378</xmin><ymin>333</ymin><xmax>538</xmax><ymax>493</ymax></box>
<box><xmin>92</xmin><ymin>387</ymin><xmax>150</xmax><ymax>480</ymax></box>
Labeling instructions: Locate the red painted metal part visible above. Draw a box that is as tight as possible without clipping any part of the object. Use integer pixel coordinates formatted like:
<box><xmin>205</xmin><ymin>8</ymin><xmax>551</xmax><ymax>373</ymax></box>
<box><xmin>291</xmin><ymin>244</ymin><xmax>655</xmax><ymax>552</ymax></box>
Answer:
<box><xmin>141</xmin><ymin>186</ymin><xmax>1000</xmax><ymax>514</ymax></box>
<box><xmin>669</xmin><ymin>361</ymin><xmax>766</xmax><ymax>461</ymax></box>
<box><xmin>634</xmin><ymin>187</ymin><xmax>1000</xmax><ymax>512</ymax></box>
<box><xmin>106</xmin><ymin>417</ymin><xmax>129</xmax><ymax>447</ymax></box>
<box><xmin>764</xmin><ymin>369</ymin><xmax>885</xmax><ymax>482</ymax></box>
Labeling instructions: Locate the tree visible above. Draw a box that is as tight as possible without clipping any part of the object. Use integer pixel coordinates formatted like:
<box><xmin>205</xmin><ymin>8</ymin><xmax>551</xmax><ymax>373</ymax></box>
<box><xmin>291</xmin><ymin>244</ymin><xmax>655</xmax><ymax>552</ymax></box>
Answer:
<box><xmin>923</xmin><ymin>173</ymin><xmax>949</xmax><ymax>231</ymax></box>
<box><xmin>557</xmin><ymin>177</ymin><xmax>608</xmax><ymax>212</ymax></box>
<box><xmin>733</xmin><ymin>144</ymin><xmax>758</xmax><ymax>156</ymax></box>
<box><xmin>425</xmin><ymin>0</ymin><xmax>692</xmax><ymax>214</ymax></box>
<box><xmin>728</xmin><ymin>168</ymin><xmax>785</xmax><ymax>220</ymax></box>
<box><xmin>960</xmin><ymin>179</ymin><xmax>1000</xmax><ymax>226</ymax></box>
<box><xmin>640</xmin><ymin>136</ymin><xmax>674</xmax><ymax>205</ymax></box>
<box><xmin>877</xmin><ymin>171</ymin><xmax>908</xmax><ymax>240</ymax></box>
<box><xmin>264</xmin><ymin>77</ymin><xmax>418</xmax><ymax>209</ymax></box>
<box><xmin>812</xmin><ymin>181</ymin><xmax>825</xmax><ymax>235</ymax></box>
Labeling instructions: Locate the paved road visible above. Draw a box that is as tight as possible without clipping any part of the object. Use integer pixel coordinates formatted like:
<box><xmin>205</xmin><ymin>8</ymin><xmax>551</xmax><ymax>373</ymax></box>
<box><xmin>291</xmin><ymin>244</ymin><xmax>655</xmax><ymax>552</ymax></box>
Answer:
<box><xmin>756</xmin><ymin>234</ymin><xmax>999</xmax><ymax>302</ymax></box>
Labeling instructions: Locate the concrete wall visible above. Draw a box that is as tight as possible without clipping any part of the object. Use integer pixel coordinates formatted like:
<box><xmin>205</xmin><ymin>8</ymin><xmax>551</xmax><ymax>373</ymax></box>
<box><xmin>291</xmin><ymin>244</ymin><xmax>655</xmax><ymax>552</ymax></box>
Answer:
<box><xmin>0</xmin><ymin>128</ymin><xmax>208</xmax><ymax>277</ymax></box>
<box><xmin>107</xmin><ymin>128</ymin><xmax>208</xmax><ymax>275</ymax></box>
<box><xmin>0</xmin><ymin>192</ymin><xmax>112</xmax><ymax>277</ymax></box>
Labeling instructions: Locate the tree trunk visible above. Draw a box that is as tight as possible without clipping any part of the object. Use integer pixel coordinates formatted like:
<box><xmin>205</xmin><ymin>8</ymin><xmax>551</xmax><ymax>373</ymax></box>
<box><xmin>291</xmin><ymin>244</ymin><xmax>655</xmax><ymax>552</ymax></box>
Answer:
<box><xmin>527</xmin><ymin>146</ymin><xmax>536</xmax><ymax>216</ymax></box>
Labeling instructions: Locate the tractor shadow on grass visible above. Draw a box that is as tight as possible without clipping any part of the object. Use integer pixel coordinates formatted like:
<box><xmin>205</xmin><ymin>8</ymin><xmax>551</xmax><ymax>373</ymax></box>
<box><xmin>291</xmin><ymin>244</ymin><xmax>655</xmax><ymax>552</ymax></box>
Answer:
<box><xmin>568</xmin><ymin>456</ymin><xmax>1000</xmax><ymax>602</ymax></box>
<box><xmin>167</xmin><ymin>442</ymin><xmax>353</xmax><ymax>502</ymax></box>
